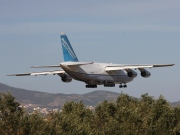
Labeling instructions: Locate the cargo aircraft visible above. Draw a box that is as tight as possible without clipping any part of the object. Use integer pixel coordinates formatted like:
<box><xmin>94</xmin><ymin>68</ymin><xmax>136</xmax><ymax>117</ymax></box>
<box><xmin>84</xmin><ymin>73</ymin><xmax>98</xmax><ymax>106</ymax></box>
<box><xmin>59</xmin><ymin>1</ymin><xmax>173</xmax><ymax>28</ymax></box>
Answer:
<box><xmin>8</xmin><ymin>32</ymin><xmax>175</xmax><ymax>88</ymax></box>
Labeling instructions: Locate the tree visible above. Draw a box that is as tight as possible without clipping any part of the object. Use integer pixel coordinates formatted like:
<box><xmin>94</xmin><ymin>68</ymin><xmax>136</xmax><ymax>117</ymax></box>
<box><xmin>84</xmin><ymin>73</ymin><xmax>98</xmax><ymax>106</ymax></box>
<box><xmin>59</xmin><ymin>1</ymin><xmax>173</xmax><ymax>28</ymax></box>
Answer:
<box><xmin>0</xmin><ymin>92</ymin><xmax>24</xmax><ymax>135</ymax></box>
<box><xmin>1</xmin><ymin>91</ymin><xmax>180</xmax><ymax>135</ymax></box>
<box><xmin>49</xmin><ymin>101</ymin><xmax>94</xmax><ymax>135</ymax></box>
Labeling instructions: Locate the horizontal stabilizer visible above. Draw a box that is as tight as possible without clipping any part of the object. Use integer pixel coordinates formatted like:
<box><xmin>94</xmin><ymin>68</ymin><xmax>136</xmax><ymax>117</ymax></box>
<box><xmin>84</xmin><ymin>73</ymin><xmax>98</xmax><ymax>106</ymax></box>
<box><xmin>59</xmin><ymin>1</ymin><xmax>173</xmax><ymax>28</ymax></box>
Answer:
<box><xmin>65</xmin><ymin>62</ymin><xmax>93</xmax><ymax>66</ymax></box>
<box><xmin>31</xmin><ymin>65</ymin><xmax>61</xmax><ymax>68</ymax></box>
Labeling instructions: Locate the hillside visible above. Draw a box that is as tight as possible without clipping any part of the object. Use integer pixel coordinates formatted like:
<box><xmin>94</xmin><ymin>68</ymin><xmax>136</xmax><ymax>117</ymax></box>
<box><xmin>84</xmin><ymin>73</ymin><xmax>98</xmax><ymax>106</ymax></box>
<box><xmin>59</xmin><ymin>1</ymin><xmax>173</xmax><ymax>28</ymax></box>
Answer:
<box><xmin>1</xmin><ymin>83</ymin><xmax>179</xmax><ymax>108</ymax></box>
<box><xmin>0</xmin><ymin>83</ymin><xmax>120</xmax><ymax>108</ymax></box>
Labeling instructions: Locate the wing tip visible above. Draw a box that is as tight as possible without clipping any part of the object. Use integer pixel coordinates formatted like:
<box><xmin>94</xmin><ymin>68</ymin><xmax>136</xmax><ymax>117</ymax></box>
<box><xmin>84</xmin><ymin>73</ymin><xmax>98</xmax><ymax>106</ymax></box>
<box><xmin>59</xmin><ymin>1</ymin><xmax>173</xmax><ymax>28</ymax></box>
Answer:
<box><xmin>7</xmin><ymin>74</ymin><xmax>13</xmax><ymax>76</ymax></box>
<box><xmin>153</xmin><ymin>64</ymin><xmax>175</xmax><ymax>67</ymax></box>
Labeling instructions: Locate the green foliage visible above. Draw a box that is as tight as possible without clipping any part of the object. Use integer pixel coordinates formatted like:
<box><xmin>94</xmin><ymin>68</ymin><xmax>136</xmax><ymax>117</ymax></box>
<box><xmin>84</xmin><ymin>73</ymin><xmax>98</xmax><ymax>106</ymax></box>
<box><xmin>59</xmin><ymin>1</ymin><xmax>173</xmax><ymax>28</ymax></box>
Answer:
<box><xmin>1</xmin><ymin>92</ymin><xmax>180</xmax><ymax>135</ymax></box>
<box><xmin>0</xmin><ymin>92</ymin><xmax>24</xmax><ymax>135</ymax></box>
<box><xmin>49</xmin><ymin>101</ymin><xmax>94</xmax><ymax>135</ymax></box>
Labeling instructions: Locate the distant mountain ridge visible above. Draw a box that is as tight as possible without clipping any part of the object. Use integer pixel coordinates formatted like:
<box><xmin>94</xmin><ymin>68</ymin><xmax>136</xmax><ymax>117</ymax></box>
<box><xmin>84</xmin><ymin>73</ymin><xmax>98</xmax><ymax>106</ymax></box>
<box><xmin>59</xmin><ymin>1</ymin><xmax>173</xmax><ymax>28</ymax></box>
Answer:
<box><xmin>0</xmin><ymin>83</ymin><xmax>120</xmax><ymax>108</ymax></box>
<box><xmin>1</xmin><ymin>83</ymin><xmax>180</xmax><ymax>108</ymax></box>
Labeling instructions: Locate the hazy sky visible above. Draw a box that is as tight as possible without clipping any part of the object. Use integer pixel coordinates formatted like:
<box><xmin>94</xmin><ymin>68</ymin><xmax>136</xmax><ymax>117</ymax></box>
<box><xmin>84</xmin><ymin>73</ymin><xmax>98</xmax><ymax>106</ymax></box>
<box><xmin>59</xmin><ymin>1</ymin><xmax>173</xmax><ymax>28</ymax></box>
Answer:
<box><xmin>0</xmin><ymin>0</ymin><xmax>180</xmax><ymax>102</ymax></box>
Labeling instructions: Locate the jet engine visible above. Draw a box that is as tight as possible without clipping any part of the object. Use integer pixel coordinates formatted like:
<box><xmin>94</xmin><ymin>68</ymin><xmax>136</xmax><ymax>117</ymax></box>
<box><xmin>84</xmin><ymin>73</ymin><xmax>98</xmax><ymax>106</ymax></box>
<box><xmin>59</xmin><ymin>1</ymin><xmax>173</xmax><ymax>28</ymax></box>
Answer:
<box><xmin>140</xmin><ymin>69</ymin><xmax>151</xmax><ymax>78</ymax></box>
<box><xmin>126</xmin><ymin>69</ymin><xmax>137</xmax><ymax>78</ymax></box>
<box><xmin>61</xmin><ymin>74</ymin><xmax>72</xmax><ymax>82</ymax></box>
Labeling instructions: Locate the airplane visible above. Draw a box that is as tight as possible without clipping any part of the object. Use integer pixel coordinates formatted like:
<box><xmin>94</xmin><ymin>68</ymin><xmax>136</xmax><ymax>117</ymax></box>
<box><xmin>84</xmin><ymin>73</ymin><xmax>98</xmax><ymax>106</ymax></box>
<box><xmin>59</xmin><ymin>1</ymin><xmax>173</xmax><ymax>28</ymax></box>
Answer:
<box><xmin>8</xmin><ymin>32</ymin><xmax>175</xmax><ymax>88</ymax></box>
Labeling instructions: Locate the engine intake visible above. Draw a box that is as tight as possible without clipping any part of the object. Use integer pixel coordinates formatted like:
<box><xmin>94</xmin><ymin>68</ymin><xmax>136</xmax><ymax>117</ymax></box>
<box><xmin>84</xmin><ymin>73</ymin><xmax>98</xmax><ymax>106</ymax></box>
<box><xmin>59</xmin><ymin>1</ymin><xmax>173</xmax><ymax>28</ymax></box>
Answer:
<box><xmin>61</xmin><ymin>74</ymin><xmax>72</xmax><ymax>82</ymax></box>
<box><xmin>140</xmin><ymin>69</ymin><xmax>151</xmax><ymax>78</ymax></box>
<box><xmin>126</xmin><ymin>69</ymin><xmax>137</xmax><ymax>78</ymax></box>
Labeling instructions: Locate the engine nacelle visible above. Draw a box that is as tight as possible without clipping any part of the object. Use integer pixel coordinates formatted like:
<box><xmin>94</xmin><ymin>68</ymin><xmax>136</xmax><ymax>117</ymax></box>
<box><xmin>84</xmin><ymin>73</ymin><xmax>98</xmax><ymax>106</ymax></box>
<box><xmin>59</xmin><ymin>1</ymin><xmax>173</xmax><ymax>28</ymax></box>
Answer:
<box><xmin>126</xmin><ymin>69</ymin><xmax>137</xmax><ymax>78</ymax></box>
<box><xmin>140</xmin><ymin>69</ymin><xmax>151</xmax><ymax>78</ymax></box>
<box><xmin>61</xmin><ymin>74</ymin><xmax>72</xmax><ymax>82</ymax></box>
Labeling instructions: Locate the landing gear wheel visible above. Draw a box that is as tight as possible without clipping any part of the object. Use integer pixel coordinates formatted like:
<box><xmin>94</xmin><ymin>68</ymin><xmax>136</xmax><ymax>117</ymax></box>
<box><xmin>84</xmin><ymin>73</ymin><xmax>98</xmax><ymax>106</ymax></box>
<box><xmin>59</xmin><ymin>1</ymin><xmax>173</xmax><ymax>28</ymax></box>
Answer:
<box><xmin>124</xmin><ymin>84</ymin><xmax>127</xmax><ymax>88</ymax></box>
<box><xmin>85</xmin><ymin>84</ymin><xmax>97</xmax><ymax>88</ymax></box>
<box><xmin>119</xmin><ymin>84</ymin><xmax>123</xmax><ymax>88</ymax></box>
<box><xmin>119</xmin><ymin>84</ymin><xmax>127</xmax><ymax>88</ymax></box>
<box><xmin>104</xmin><ymin>83</ymin><xmax>115</xmax><ymax>87</ymax></box>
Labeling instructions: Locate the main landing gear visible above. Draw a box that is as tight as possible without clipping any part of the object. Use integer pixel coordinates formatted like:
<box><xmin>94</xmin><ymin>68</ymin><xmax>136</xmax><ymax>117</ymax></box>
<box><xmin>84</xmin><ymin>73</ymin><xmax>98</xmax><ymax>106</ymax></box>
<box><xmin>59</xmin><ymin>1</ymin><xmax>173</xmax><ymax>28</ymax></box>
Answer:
<box><xmin>104</xmin><ymin>84</ymin><xmax>115</xmax><ymax>87</ymax></box>
<box><xmin>86</xmin><ymin>85</ymin><xmax>97</xmax><ymax>88</ymax></box>
<box><xmin>119</xmin><ymin>84</ymin><xmax>127</xmax><ymax>88</ymax></box>
<box><xmin>85</xmin><ymin>84</ymin><xmax>127</xmax><ymax>88</ymax></box>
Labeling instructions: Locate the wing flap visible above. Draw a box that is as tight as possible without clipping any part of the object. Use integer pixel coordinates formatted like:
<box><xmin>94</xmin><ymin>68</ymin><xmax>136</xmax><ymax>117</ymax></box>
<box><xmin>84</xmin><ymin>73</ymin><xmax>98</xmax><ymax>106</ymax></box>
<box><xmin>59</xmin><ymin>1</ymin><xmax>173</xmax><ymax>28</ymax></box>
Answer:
<box><xmin>105</xmin><ymin>64</ymin><xmax>174</xmax><ymax>71</ymax></box>
<box><xmin>105</xmin><ymin>66</ymin><xmax>153</xmax><ymax>71</ymax></box>
<box><xmin>7</xmin><ymin>70</ymin><xmax>65</xmax><ymax>76</ymax></box>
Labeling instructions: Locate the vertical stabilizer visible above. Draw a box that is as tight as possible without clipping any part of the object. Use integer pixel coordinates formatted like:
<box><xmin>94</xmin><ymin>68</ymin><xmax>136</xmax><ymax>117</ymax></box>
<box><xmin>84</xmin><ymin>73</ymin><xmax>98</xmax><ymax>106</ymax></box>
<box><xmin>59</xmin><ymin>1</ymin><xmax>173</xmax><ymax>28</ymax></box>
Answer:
<box><xmin>60</xmin><ymin>32</ymin><xmax>79</xmax><ymax>62</ymax></box>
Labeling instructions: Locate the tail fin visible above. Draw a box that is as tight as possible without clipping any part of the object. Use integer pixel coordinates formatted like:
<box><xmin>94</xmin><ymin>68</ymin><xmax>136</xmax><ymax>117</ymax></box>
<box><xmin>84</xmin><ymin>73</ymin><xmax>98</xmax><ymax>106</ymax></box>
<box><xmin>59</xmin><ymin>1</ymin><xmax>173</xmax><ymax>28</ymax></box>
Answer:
<box><xmin>60</xmin><ymin>32</ymin><xmax>79</xmax><ymax>62</ymax></box>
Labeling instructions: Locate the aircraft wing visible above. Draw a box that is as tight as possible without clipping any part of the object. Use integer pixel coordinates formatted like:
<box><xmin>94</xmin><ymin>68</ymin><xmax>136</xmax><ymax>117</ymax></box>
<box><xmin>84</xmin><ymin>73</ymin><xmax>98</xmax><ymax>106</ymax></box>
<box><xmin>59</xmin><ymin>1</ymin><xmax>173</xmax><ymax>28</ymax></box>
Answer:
<box><xmin>105</xmin><ymin>64</ymin><xmax>175</xmax><ymax>71</ymax></box>
<box><xmin>7</xmin><ymin>70</ymin><xmax>65</xmax><ymax>76</ymax></box>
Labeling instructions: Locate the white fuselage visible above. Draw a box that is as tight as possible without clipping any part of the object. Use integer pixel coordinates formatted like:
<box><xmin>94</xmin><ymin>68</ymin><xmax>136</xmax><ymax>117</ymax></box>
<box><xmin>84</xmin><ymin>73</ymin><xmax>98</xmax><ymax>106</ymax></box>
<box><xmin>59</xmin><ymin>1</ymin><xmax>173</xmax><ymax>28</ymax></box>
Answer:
<box><xmin>60</xmin><ymin>62</ymin><xmax>133</xmax><ymax>85</ymax></box>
